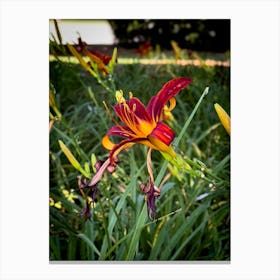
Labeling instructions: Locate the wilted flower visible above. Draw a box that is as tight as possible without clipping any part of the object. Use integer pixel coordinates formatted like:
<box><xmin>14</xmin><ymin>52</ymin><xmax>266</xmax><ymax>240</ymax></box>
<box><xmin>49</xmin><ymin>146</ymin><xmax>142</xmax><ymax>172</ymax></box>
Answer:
<box><xmin>77</xmin><ymin>176</ymin><xmax>99</xmax><ymax>220</ymax></box>
<box><xmin>68</xmin><ymin>37</ymin><xmax>116</xmax><ymax>76</ymax></box>
<box><xmin>140</xmin><ymin>148</ymin><xmax>172</xmax><ymax>221</ymax></box>
<box><xmin>140</xmin><ymin>179</ymin><xmax>161</xmax><ymax>221</ymax></box>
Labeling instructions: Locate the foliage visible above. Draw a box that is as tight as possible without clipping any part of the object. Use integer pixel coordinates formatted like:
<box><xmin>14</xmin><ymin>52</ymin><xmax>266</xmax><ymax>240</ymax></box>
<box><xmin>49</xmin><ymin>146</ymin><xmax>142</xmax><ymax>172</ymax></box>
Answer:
<box><xmin>109</xmin><ymin>19</ymin><xmax>230</xmax><ymax>52</ymax></box>
<box><xmin>49</xmin><ymin>28</ymin><xmax>230</xmax><ymax>261</ymax></box>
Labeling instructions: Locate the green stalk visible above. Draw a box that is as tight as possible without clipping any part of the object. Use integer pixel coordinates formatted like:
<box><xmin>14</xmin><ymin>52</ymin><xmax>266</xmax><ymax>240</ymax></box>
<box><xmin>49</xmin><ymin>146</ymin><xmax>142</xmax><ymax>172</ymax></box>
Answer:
<box><xmin>155</xmin><ymin>87</ymin><xmax>209</xmax><ymax>186</ymax></box>
<box><xmin>175</xmin><ymin>87</ymin><xmax>209</xmax><ymax>146</ymax></box>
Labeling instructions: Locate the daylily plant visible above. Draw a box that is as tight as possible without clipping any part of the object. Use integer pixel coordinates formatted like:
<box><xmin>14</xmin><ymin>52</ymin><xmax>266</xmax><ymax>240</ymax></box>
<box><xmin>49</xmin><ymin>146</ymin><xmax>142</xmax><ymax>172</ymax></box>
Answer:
<box><xmin>135</xmin><ymin>41</ymin><xmax>153</xmax><ymax>57</ymax></box>
<box><xmin>101</xmin><ymin>77</ymin><xmax>192</xmax><ymax>164</ymax></box>
<box><xmin>76</xmin><ymin>78</ymin><xmax>192</xmax><ymax>220</ymax></box>
<box><xmin>68</xmin><ymin>37</ymin><xmax>117</xmax><ymax>77</ymax></box>
<box><xmin>76</xmin><ymin>37</ymin><xmax>113</xmax><ymax>75</ymax></box>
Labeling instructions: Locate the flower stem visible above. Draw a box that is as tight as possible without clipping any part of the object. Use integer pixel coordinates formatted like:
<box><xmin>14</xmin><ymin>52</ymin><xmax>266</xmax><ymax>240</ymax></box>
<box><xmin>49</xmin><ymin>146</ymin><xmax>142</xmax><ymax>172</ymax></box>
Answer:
<box><xmin>174</xmin><ymin>87</ymin><xmax>209</xmax><ymax>146</ymax></box>
<box><xmin>155</xmin><ymin>87</ymin><xmax>209</xmax><ymax>186</ymax></box>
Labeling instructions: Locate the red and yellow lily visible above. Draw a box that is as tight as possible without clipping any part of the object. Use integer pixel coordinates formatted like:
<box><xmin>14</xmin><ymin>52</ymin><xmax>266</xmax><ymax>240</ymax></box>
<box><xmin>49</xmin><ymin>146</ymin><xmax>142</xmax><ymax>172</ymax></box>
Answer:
<box><xmin>70</xmin><ymin>37</ymin><xmax>115</xmax><ymax>75</ymax></box>
<box><xmin>135</xmin><ymin>41</ymin><xmax>153</xmax><ymax>57</ymax></box>
<box><xmin>102</xmin><ymin>77</ymin><xmax>192</xmax><ymax>163</ymax></box>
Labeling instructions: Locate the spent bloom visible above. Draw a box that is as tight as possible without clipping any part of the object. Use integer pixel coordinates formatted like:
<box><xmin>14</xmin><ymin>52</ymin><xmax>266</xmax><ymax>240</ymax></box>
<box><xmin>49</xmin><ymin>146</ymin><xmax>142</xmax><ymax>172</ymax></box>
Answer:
<box><xmin>68</xmin><ymin>37</ymin><xmax>116</xmax><ymax>76</ymax></box>
<box><xmin>102</xmin><ymin>77</ymin><xmax>192</xmax><ymax>164</ymax></box>
<box><xmin>76</xmin><ymin>37</ymin><xmax>114</xmax><ymax>75</ymax></box>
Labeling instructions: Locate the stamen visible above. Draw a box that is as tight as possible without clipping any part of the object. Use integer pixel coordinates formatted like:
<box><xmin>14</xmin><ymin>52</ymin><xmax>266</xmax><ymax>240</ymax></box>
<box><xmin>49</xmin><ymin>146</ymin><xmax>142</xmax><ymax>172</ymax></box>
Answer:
<box><xmin>115</xmin><ymin>90</ymin><xmax>125</xmax><ymax>103</ymax></box>
<box><xmin>103</xmin><ymin>101</ymin><xmax>119</xmax><ymax>126</ymax></box>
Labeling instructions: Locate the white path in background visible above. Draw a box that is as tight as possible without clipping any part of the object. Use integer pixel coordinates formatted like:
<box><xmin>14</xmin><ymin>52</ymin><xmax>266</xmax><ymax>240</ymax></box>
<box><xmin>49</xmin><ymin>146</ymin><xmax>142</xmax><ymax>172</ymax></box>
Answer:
<box><xmin>49</xmin><ymin>19</ymin><xmax>115</xmax><ymax>45</ymax></box>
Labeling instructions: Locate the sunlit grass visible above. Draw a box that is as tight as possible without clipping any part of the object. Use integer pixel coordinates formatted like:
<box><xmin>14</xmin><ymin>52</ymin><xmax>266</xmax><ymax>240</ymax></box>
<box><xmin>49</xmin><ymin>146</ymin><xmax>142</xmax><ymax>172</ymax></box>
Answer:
<box><xmin>49</xmin><ymin>54</ymin><xmax>230</xmax><ymax>67</ymax></box>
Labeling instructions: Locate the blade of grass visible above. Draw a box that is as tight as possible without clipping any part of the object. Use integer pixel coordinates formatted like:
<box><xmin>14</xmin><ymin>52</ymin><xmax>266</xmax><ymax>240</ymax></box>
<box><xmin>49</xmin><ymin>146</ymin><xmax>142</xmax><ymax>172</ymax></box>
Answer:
<box><xmin>148</xmin><ymin>217</ymin><xmax>170</xmax><ymax>260</ymax></box>
<box><xmin>49</xmin><ymin>235</ymin><xmax>61</xmax><ymax>260</ymax></box>
<box><xmin>67</xmin><ymin>236</ymin><xmax>77</xmax><ymax>260</ymax></box>
<box><xmin>212</xmin><ymin>154</ymin><xmax>230</xmax><ymax>173</ymax></box>
<box><xmin>77</xmin><ymin>233</ymin><xmax>101</xmax><ymax>258</ymax></box>
<box><xmin>160</xmin><ymin>203</ymin><xmax>209</xmax><ymax>259</ymax></box>
<box><xmin>85</xmin><ymin>219</ymin><xmax>96</xmax><ymax>260</ymax></box>
<box><xmin>125</xmin><ymin>203</ymin><xmax>147</xmax><ymax>260</ymax></box>
<box><xmin>195</xmin><ymin>123</ymin><xmax>221</xmax><ymax>144</ymax></box>
<box><xmin>171</xmin><ymin>210</ymin><xmax>209</xmax><ymax>260</ymax></box>
<box><xmin>99</xmin><ymin>162</ymin><xmax>146</xmax><ymax>259</ymax></box>
<box><xmin>103</xmin><ymin>208</ymin><xmax>182</xmax><ymax>260</ymax></box>
<box><xmin>174</xmin><ymin>87</ymin><xmax>209</xmax><ymax>147</ymax></box>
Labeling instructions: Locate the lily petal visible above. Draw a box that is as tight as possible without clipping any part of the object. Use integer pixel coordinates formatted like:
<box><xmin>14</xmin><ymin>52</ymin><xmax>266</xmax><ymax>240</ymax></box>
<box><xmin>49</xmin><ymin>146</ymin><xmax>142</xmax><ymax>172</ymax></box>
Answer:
<box><xmin>107</xmin><ymin>125</ymin><xmax>136</xmax><ymax>139</ymax></box>
<box><xmin>149</xmin><ymin>122</ymin><xmax>175</xmax><ymax>146</ymax></box>
<box><xmin>114</xmin><ymin>97</ymin><xmax>152</xmax><ymax>123</ymax></box>
<box><xmin>113</xmin><ymin>97</ymin><xmax>155</xmax><ymax>137</ymax></box>
<box><xmin>147</xmin><ymin>77</ymin><xmax>192</xmax><ymax>122</ymax></box>
<box><xmin>101</xmin><ymin>135</ymin><xmax>115</xmax><ymax>150</ymax></box>
<box><xmin>109</xmin><ymin>137</ymin><xmax>147</xmax><ymax>163</ymax></box>
<box><xmin>147</xmin><ymin>135</ymin><xmax>176</xmax><ymax>158</ymax></box>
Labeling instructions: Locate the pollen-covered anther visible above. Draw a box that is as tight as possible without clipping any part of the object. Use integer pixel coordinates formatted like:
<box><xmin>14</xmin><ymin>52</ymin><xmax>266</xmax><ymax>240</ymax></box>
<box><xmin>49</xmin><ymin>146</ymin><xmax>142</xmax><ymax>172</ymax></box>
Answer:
<box><xmin>115</xmin><ymin>90</ymin><xmax>125</xmax><ymax>103</ymax></box>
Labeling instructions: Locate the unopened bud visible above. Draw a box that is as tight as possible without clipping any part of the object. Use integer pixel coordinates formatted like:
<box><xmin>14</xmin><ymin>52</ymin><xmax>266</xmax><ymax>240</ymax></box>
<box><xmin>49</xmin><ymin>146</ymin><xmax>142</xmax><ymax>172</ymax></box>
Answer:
<box><xmin>107</xmin><ymin>165</ymin><xmax>115</xmax><ymax>174</ymax></box>
<box><xmin>94</xmin><ymin>160</ymin><xmax>104</xmax><ymax>172</ymax></box>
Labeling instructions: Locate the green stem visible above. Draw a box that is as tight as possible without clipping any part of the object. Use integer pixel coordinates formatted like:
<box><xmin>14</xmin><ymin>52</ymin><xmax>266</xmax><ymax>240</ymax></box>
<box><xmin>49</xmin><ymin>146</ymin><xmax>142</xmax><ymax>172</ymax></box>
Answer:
<box><xmin>155</xmin><ymin>87</ymin><xmax>209</xmax><ymax>186</ymax></box>
<box><xmin>174</xmin><ymin>87</ymin><xmax>209</xmax><ymax>147</ymax></box>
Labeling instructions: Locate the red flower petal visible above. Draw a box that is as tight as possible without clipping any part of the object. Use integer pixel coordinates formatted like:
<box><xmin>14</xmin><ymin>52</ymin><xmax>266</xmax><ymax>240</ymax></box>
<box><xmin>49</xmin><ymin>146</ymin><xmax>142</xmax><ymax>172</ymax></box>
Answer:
<box><xmin>113</xmin><ymin>97</ymin><xmax>152</xmax><ymax>124</ymax></box>
<box><xmin>90</xmin><ymin>49</ymin><xmax>112</xmax><ymax>65</ymax></box>
<box><xmin>109</xmin><ymin>137</ymin><xmax>147</xmax><ymax>163</ymax></box>
<box><xmin>107</xmin><ymin>125</ymin><xmax>136</xmax><ymax>139</ymax></box>
<box><xmin>127</xmin><ymin>98</ymin><xmax>153</xmax><ymax>122</ymax></box>
<box><xmin>113</xmin><ymin>97</ymin><xmax>155</xmax><ymax>137</ymax></box>
<box><xmin>149</xmin><ymin>122</ymin><xmax>175</xmax><ymax>146</ymax></box>
<box><xmin>147</xmin><ymin>77</ymin><xmax>192</xmax><ymax>122</ymax></box>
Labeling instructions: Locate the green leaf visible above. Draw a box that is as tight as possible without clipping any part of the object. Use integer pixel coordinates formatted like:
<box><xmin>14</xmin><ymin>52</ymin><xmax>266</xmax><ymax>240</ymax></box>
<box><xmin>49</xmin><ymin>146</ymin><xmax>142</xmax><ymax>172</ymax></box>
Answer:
<box><xmin>77</xmin><ymin>233</ymin><xmax>101</xmax><ymax>258</ymax></box>
<box><xmin>125</xmin><ymin>204</ymin><xmax>148</xmax><ymax>260</ymax></box>
<box><xmin>160</xmin><ymin>203</ymin><xmax>209</xmax><ymax>259</ymax></box>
